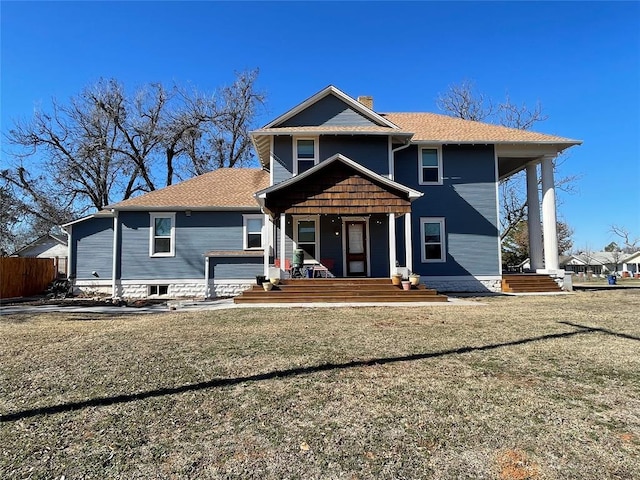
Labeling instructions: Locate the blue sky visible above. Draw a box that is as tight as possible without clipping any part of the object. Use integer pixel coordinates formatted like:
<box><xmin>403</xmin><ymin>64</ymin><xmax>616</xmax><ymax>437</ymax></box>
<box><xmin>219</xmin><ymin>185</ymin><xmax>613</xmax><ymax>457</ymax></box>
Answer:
<box><xmin>1</xmin><ymin>1</ymin><xmax>638</xmax><ymax>250</ymax></box>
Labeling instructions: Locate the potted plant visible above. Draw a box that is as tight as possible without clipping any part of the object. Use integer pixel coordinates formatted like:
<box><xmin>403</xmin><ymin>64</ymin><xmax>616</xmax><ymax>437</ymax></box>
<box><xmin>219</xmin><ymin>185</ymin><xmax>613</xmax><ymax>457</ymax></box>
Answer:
<box><xmin>270</xmin><ymin>277</ymin><xmax>280</xmax><ymax>286</ymax></box>
<box><xmin>391</xmin><ymin>273</ymin><xmax>402</xmax><ymax>286</ymax></box>
<box><xmin>256</xmin><ymin>275</ymin><xmax>267</xmax><ymax>285</ymax></box>
<box><xmin>401</xmin><ymin>280</ymin><xmax>411</xmax><ymax>291</ymax></box>
<box><xmin>409</xmin><ymin>272</ymin><xmax>420</xmax><ymax>286</ymax></box>
<box><xmin>262</xmin><ymin>281</ymin><xmax>274</xmax><ymax>291</ymax></box>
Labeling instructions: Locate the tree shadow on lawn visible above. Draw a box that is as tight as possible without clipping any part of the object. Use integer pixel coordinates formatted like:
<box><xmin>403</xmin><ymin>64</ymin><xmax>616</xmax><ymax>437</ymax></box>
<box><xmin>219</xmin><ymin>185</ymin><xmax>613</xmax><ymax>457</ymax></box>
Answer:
<box><xmin>2</xmin><ymin>322</ymin><xmax>638</xmax><ymax>423</ymax></box>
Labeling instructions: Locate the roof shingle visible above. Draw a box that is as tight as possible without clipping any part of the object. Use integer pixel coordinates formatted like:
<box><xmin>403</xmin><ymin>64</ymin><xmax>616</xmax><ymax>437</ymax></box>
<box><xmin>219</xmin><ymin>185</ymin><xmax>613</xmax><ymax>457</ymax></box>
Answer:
<box><xmin>382</xmin><ymin>112</ymin><xmax>581</xmax><ymax>145</ymax></box>
<box><xmin>108</xmin><ymin>168</ymin><xmax>269</xmax><ymax>210</ymax></box>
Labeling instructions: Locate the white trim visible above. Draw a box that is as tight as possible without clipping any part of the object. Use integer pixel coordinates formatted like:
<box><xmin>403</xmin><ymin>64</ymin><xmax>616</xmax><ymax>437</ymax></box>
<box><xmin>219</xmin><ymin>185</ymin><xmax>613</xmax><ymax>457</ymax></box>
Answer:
<box><xmin>292</xmin><ymin>136</ymin><xmax>319</xmax><ymax>176</ymax></box>
<box><xmin>65</xmin><ymin>224</ymin><xmax>73</xmax><ymax>280</ymax></box>
<box><xmin>149</xmin><ymin>212</ymin><xmax>176</xmax><ymax>257</ymax></box>
<box><xmin>242</xmin><ymin>214</ymin><xmax>265</xmax><ymax>250</ymax></box>
<box><xmin>494</xmin><ymin>148</ymin><xmax>503</xmax><ymax>273</ymax></box>
<box><xmin>204</xmin><ymin>256</ymin><xmax>211</xmax><ymax>298</ymax></box>
<box><xmin>112</xmin><ymin>212</ymin><xmax>119</xmax><ymax>298</ymax></box>
<box><xmin>341</xmin><ymin>216</ymin><xmax>371</xmax><ymax>277</ymax></box>
<box><xmin>61</xmin><ymin>212</ymin><xmax>114</xmax><ymax>228</ymax></box>
<box><xmin>269</xmin><ymin>135</ymin><xmax>275</xmax><ymax>186</ymax></box>
<box><xmin>263</xmin><ymin>85</ymin><xmax>399</xmax><ymax>129</ymax></box>
<box><xmin>74</xmin><ymin>279</ymin><xmax>113</xmax><ymax>286</ymax></box>
<box><xmin>119</xmin><ymin>278</ymin><xmax>203</xmax><ymax>285</ymax></box>
<box><xmin>387</xmin><ymin>137</ymin><xmax>394</xmax><ymax>180</ymax></box>
<box><xmin>293</xmin><ymin>215</ymin><xmax>320</xmax><ymax>264</ymax></box>
<box><xmin>404</xmin><ymin>212</ymin><xmax>413</xmax><ymax>272</ymax></box>
<box><xmin>420</xmin><ymin>217</ymin><xmax>446</xmax><ymax>263</ymax></box>
<box><xmin>541</xmin><ymin>156</ymin><xmax>559</xmax><ymax>270</ymax></box>
<box><xmin>418</xmin><ymin>145</ymin><xmax>443</xmax><ymax>186</ymax></box>
<box><xmin>279</xmin><ymin>213</ymin><xmax>286</xmax><ymax>273</ymax></box>
<box><xmin>388</xmin><ymin>213</ymin><xmax>396</xmax><ymax>276</ymax></box>
<box><xmin>263</xmin><ymin>214</ymin><xmax>271</xmax><ymax>276</ymax></box>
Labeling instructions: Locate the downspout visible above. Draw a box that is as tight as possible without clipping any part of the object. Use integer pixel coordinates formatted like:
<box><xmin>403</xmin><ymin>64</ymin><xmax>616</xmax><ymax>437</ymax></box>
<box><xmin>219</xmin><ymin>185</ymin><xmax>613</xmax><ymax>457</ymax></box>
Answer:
<box><xmin>389</xmin><ymin>138</ymin><xmax>412</xmax><ymax>181</ymax></box>
<box><xmin>111</xmin><ymin>210</ymin><xmax>119</xmax><ymax>299</ymax></box>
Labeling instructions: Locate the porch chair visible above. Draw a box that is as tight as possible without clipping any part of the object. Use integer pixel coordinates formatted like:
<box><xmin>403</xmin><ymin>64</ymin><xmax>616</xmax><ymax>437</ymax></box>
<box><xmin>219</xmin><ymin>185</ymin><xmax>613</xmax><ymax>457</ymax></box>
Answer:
<box><xmin>274</xmin><ymin>258</ymin><xmax>293</xmax><ymax>278</ymax></box>
<box><xmin>314</xmin><ymin>258</ymin><xmax>335</xmax><ymax>278</ymax></box>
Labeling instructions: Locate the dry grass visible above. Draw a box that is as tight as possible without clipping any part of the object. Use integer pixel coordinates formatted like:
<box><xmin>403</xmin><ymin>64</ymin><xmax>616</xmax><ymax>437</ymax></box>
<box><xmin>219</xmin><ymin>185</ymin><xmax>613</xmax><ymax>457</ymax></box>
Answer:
<box><xmin>1</xmin><ymin>290</ymin><xmax>639</xmax><ymax>479</ymax></box>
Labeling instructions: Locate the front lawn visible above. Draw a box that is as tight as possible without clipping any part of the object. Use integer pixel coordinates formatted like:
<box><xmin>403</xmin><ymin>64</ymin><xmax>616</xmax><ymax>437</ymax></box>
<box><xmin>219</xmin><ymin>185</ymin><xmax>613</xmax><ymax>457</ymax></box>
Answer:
<box><xmin>1</xmin><ymin>291</ymin><xmax>639</xmax><ymax>479</ymax></box>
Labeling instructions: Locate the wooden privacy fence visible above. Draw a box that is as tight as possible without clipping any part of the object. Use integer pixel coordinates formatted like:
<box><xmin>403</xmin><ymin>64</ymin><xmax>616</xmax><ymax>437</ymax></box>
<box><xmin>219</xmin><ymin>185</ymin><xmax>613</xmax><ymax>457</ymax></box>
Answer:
<box><xmin>0</xmin><ymin>257</ymin><xmax>56</xmax><ymax>299</ymax></box>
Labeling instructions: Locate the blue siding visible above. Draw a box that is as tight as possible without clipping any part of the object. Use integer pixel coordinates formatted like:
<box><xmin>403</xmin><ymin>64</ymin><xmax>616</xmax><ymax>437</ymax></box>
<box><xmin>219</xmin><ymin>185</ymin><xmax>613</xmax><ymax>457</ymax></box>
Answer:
<box><xmin>272</xmin><ymin>135</ymin><xmax>389</xmax><ymax>183</ymax></box>
<box><xmin>73</xmin><ymin>217</ymin><xmax>114</xmax><ymax>280</ymax></box>
<box><xmin>273</xmin><ymin>136</ymin><xmax>293</xmax><ymax>184</ymax></box>
<box><xmin>210</xmin><ymin>258</ymin><xmax>263</xmax><ymax>280</ymax></box>
<box><xmin>369</xmin><ymin>214</ymin><xmax>390</xmax><ymax>277</ymax></box>
<box><xmin>280</xmin><ymin>95</ymin><xmax>378</xmax><ymax>127</ymax></box>
<box><xmin>119</xmin><ymin>210</ymin><xmax>254</xmax><ymax>280</ymax></box>
<box><xmin>395</xmin><ymin>144</ymin><xmax>499</xmax><ymax>276</ymax></box>
<box><xmin>319</xmin><ymin>136</ymin><xmax>389</xmax><ymax>176</ymax></box>
<box><xmin>319</xmin><ymin>215</ymin><xmax>344</xmax><ymax>277</ymax></box>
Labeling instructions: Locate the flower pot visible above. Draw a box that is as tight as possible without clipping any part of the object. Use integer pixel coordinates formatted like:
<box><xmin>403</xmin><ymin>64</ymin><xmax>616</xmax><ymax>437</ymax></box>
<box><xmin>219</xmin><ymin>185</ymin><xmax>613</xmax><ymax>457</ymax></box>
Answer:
<box><xmin>409</xmin><ymin>274</ymin><xmax>420</xmax><ymax>286</ymax></box>
<box><xmin>391</xmin><ymin>274</ymin><xmax>402</xmax><ymax>286</ymax></box>
<box><xmin>256</xmin><ymin>275</ymin><xmax>266</xmax><ymax>285</ymax></box>
<box><xmin>401</xmin><ymin>280</ymin><xmax>411</xmax><ymax>291</ymax></box>
<box><xmin>270</xmin><ymin>277</ymin><xmax>280</xmax><ymax>286</ymax></box>
<box><xmin>262</xmin><ymin>282</ymin><xmax>273</xmax><ymax>291</ymax></box>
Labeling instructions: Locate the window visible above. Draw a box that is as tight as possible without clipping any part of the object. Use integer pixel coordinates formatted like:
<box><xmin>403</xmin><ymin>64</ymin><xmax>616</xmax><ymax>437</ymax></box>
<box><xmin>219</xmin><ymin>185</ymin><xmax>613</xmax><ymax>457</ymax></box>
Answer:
<box><xmin>294</xmin><ymin>137</ymin><xmax>318</xmax><ymax>175</ymax></box>
<box><xmin>149</xmin><ymin>213</ymin><xmax>175</xmax><ymax>257</ymax></box>
<box><xmin>419</xmin><ymin>146</ymin><xmax>442</xmax><ymax>185</ymax></box>
<box><xmin>148</xmin><ymin>285</ymin><xmax>169</xmax><ymax>296</ymax></box>
<box><xmin>420</xmin><ymin>217</ymin><xmax>446</xmax><ymax>262</ymax></box>
<box><xmin>243</xmin><ymin>215</ymin><xmax>264</xmax><ymax>250</ymax></box>
<box><xmin>295</xmin><ymin>217</ymin><xmax>318</xmax><ymax>262</ymax></box>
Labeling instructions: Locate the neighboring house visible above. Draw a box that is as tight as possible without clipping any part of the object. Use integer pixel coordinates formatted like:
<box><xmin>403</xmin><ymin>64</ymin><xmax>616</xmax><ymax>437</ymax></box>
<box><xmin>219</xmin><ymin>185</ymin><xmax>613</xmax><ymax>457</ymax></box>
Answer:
<box><xmin>11</xmin><ymin>234</ymin><xmax>68</xmax><ymax>278</ymax></box>
<box><xmin>561</xmin><ymin>252</ymin><xmax>640</xmax><ymax>276</ymax></box>
<box><xmin>64</xmin><ymin>85</ymin><xmax>581</xmax><ymax>298</ymax></box>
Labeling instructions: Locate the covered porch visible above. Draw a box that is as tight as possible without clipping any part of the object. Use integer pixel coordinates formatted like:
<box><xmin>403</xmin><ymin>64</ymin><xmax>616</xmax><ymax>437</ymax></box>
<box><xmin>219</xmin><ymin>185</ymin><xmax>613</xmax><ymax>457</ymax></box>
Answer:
<box><xmin>255</xmin><ymin>154</ymin><xmax>422</xmax><ymax>280</ymax></box>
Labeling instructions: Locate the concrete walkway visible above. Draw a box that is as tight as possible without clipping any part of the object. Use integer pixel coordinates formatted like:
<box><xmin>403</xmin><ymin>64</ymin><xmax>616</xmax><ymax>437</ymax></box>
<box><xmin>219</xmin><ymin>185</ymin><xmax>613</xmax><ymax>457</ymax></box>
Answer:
<box><xmin>0</xmin><ymin>296</ymin><xmax>485</xmax><ymax>315</ymax></box>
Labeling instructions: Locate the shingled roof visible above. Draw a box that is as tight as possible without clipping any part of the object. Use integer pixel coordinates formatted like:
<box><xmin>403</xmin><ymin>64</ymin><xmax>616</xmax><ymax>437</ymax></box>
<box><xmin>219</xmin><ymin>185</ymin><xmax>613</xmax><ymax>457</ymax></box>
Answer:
<box><xmin>108</xmin><ymin>168</ymin><xmax>269</xmax><ymax>210</ymax></box>
<box><xmin>382</xmin><ymin>112</ymin><xmax>581</xmax><ymax>145</ymax></box>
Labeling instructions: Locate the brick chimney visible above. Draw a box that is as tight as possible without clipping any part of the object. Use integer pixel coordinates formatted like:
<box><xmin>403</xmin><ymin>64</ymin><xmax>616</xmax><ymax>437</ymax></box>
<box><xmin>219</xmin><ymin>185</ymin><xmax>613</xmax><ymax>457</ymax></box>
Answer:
<box><xmin>357</xmin><ymin>95</ymin><xmax>373</xmax><ymax>110</ymax></box>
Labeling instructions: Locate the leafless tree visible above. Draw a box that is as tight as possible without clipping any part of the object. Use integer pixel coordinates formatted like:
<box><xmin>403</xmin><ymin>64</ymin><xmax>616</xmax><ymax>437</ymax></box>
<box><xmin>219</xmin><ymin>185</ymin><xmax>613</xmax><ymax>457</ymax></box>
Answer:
<box><xmin>2</xmin><ymin>70</ymin><xmax>265</xmax><ymax>249</ymax></box>
<box><xmin>610</xmin><ymin>225</ymin><xmax>639</xmax><ymax>252</ymax></box>
<box><xmin>437</xmin><ymin>80</ymin><xmax>577</xmax><ymax>250</ymax></box>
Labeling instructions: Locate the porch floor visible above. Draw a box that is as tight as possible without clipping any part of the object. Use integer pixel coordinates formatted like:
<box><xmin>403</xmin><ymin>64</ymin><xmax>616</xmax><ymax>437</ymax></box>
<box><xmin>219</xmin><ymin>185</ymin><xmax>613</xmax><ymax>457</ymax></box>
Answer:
<box><xmin>233</xmin><ymin>278</ymin><xmax>448</xmax><ymax>304</ymax></box>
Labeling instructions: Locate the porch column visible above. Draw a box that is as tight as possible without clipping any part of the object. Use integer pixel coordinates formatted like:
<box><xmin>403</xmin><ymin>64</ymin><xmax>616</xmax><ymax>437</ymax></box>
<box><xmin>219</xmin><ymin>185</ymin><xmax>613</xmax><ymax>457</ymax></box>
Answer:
<box><xmin>541</xmin><ymin>156</ymin><xmax>559</xmax><ymax>271</ymax></box>
<box><xmin>388</xmin><ymin>213</ymin><xmax>396</xmax><ymax>275</ymax></box>
<box><xmin>404</xmin><ymin>212</ymin><xmax>413</xmax><ymax>273</ymax></box>
<box><xmin>526</xmin><ymin>162</ymin><xmax>544</xmax><ymax>270</ymax></box>
<box><xmin>279</xmin><ymin>213</ymin><xmax>286</xmax><ymax>275</ymax></box>
<box><xmin>263</xmin><ymin>214</ymin><xmax>270</xmax><ymax>277</ymax></box>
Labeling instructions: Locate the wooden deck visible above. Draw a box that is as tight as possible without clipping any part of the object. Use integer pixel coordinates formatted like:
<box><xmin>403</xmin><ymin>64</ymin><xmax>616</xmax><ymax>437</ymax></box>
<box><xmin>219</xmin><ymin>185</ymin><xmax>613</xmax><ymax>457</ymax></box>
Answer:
<box><xmin>233</xmin><ymin>278</ymin><xmax>449</xmax><ymax>304</ymax></box>
<box><xmin>501</xmin><ymin>274</ymin><xmax>563</xmax><ymax>293</ymax></box>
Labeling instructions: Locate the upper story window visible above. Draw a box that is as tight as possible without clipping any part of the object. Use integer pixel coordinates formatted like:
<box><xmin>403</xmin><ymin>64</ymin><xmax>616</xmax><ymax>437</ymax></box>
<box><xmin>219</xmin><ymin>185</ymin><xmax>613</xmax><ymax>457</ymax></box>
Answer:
<box><xmin>149</xmin><ymin>213</ymin><xmax>176</xmax><ymax>257</ymax></box>
<box><xmin>243</xmin><ymin>214</ymin><xmax>264</xmax><ymax>250</ymax></box>
<box><xmin>420</xmin><ymin>217</ymin><xmax>446</xmax><ymax>263</ymax></box>
<box><xmin>419</xmin><ymin>146</ymin><xmax>443</xmax><ymax>185</ymax></box>
<box><xmin>294</xmin><ymin>137</ymin><xmax>318</xmax><ymax>175</ymax></box>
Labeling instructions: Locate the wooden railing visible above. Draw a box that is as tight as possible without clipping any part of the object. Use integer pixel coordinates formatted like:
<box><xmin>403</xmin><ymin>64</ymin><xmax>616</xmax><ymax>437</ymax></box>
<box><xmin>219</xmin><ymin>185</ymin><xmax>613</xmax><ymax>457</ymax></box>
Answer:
<box><xmin>0</xmin><ymin>257</ymin><xmax>56</xmax><ymax>299</ymax></box>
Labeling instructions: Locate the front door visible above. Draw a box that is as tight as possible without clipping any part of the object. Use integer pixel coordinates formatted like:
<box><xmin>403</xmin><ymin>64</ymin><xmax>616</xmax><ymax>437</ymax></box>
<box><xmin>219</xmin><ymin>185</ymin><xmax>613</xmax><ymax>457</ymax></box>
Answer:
<box><xmin>346</xmin><ymin>221</ymin><xmax>367</xmax><ymax>276</ymax></box>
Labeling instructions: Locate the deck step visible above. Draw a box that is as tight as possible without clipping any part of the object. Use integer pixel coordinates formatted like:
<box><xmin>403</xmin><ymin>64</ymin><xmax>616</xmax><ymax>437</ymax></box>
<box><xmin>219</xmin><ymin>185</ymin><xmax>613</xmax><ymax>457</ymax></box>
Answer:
<box><xmin>501</xmin><ymin>274</ymin><xmax>562</xmax><ymax>293</ymax></box>
<box><xmin>234</xmin><ymin>278</ymin><xmax>448</xmax><ymax>304</ymax></box>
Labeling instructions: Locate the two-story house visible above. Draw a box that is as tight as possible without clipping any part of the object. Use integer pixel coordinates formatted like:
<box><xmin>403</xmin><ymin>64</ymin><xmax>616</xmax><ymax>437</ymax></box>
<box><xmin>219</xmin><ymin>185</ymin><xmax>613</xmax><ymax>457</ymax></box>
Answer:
<box><xmin>63</xmin><ymin>86</ymin><xmax>581</xmax><ymax>298</ymax></box>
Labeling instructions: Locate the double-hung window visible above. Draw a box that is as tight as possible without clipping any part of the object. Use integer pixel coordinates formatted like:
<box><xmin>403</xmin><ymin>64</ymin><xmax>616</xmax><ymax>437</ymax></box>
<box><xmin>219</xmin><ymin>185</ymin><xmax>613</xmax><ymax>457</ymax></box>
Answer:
<box><xmin>294</xmin><ymin>137</ymin><xmax>318</xmax><ymax>175</ymax></box>
<box><xmin>419</xmin><ymin>146</ymin><xmax>443</xmax><ymax>185</ymax></box>
<box><xmin>420</xmin><ymin>217</ymin><xmax>446</xmax><ymax>262</ymax></box>
<box><xmin>295</xmin><ymin>218</ymin><xmax>318</xmax><ymax>262</ymax></box>
<box><xmin>149</xmin><ymin>213</ymin><xmax>176</xmax><ymax>257</ymax></box>
<box><xmin>243</xmin><ymin>215</ymin><xmax>264</xmax><ymax>250</ymax></box>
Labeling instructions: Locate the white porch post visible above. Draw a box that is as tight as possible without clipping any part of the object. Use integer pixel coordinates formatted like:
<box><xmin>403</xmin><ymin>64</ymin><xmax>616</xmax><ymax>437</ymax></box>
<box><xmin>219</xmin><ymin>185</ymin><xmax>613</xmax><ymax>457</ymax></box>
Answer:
<box><xmin>204</xmin><ymin>256</ymin><xmax>210</xmax><ymax>298</ymax></box>
<box><xmin>279</xmin><ymin>213</ymin><xmax>286</xmax><ymax>275</ymax></box>
<box><xmin>263</xmin><ymin>214</ymin><xmax>270</xmax><ymax>277</ymax></box>
<box><xmin>404</xmin><ymin>212</ymin><xmax>413</xmax><ymax>273</ymax></box>
<box><xmin>526</xmin><ymin>162</ymin><xmax>544</xmax><ymax>270</ymax></box>
<box><xmin>388</xmin><ymin>213</ymin><xmax>396</xmax><ymax>275</ymax></box>
<box><xmin>541</xmin><ymin>155</ymin><xmax>559</xmax><ymax>271</ymax></box>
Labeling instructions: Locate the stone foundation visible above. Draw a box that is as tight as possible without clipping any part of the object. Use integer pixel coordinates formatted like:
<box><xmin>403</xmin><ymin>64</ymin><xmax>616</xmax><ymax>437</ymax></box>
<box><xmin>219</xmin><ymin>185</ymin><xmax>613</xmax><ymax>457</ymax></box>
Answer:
<box><xmin>422</xmin><ymin>276</ymin><xmax>502</xmax><ymax>293</ymax></box>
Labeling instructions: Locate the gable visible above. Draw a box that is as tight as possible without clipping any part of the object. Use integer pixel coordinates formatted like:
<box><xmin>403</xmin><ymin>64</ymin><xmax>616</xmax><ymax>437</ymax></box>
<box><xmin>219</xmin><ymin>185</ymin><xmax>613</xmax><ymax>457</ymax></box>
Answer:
<box><xmin>279</xmin><ymin>94</ymin><xmax>379</xmax><ymax>128</ymax></box>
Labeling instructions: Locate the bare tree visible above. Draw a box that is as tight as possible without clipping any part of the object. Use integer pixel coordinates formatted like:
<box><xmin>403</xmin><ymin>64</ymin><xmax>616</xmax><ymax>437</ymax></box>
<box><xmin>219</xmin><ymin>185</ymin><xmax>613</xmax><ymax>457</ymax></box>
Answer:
<box><xmin>2</xmin><ymin>70</ymin><xmax>265</xmax><ymax>250</ymax></box>
<box><xmin>437</xmin><ymin>80</ymin><xmax>577</xmax><ymax>255</ymax></box>
<box><xmin>610</xmin><ymin>225</ymin><xmax>639</xmax><ymax>252</ymax></box>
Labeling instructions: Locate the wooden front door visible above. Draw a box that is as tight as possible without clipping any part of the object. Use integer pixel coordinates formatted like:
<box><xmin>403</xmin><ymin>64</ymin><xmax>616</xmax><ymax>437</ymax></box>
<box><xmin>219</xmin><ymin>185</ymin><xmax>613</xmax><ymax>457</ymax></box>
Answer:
<box><xmin>346</xmin><ymin>221</ymin><xmax>367</xmax><ymax>276</ymax></box>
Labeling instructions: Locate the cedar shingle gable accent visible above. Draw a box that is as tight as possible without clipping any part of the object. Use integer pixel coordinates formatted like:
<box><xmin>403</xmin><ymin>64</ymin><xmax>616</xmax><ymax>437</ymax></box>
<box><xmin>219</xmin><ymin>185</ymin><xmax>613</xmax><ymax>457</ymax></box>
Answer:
<box><xmin>108</xmin><ymin>168</ymin><xmax>269</xmax><ymax>210</ymax></box>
